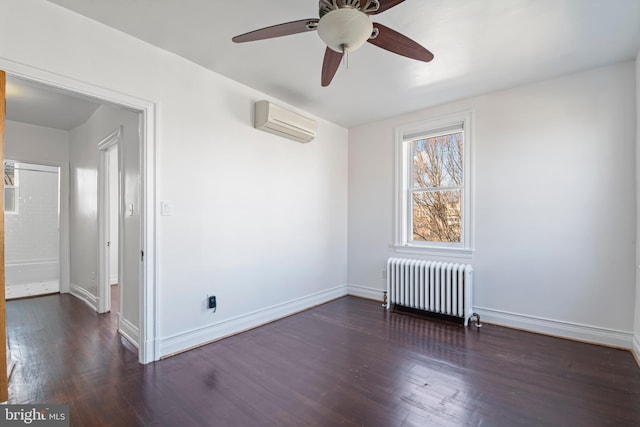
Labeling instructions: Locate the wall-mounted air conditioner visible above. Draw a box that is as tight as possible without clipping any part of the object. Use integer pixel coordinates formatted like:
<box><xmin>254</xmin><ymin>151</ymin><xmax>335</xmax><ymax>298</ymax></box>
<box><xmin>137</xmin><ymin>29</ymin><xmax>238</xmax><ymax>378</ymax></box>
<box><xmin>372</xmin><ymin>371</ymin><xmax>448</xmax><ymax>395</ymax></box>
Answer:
<box><xmin>254</xmin><ymin>100</ymin><xmax>317</xmax><ymax>143</ymax></box>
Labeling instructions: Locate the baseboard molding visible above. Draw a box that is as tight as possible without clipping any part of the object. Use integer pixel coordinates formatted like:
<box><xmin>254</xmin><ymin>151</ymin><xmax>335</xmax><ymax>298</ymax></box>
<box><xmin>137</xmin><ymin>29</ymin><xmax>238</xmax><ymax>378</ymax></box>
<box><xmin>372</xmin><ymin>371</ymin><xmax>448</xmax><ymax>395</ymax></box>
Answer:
<box><xmin>159</xmin><ymin>285</ymin><xmax>348</xmax><ymax>357</ymax></box>
<box><xmin>474</xmin><ymin>306</ymin><xmax>633</xmax><ymax>349</ymax></box>
<box><xmin>347</xmin><ymin>284</ymin><xmax>385</xmax><ymax>302</ymax></box>
<box><xmin>119</xmin><ymin>315</ymin><xmax>139</xmax><ymax>348</ymax></box>
<box><xmin>69</xmin><ymin>283</ymin><xmax>98</xmax><ymax>311</ymax></box>
<box><xmin>633</xmin><ymin>334</ymin><xmax>640</xmax><ymax>368</ymax></box>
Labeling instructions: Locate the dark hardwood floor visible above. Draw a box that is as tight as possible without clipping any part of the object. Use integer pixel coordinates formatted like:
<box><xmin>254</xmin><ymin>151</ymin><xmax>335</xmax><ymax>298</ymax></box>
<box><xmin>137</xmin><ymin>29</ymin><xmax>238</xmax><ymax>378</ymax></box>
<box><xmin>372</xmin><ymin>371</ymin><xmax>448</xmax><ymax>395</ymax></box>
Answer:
<box><xmin>6</xmin><ymin>290</ymin><xmax>640</xmax><ymax>426</ymax></box>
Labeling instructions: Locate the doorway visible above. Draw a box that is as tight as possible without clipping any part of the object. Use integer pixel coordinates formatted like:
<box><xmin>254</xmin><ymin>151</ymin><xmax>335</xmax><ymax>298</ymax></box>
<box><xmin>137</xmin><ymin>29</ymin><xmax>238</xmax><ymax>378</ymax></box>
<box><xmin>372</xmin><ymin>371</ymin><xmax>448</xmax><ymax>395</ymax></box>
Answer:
<box><xmin>0</xmin><ymin>61</ymin><xmax>157</xmax><ymax>364</ymax></box>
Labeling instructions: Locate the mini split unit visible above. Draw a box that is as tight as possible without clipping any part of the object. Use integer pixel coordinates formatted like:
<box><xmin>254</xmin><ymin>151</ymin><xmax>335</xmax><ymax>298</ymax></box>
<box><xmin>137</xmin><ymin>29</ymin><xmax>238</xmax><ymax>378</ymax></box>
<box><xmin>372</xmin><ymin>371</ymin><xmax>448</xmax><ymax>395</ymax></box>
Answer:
<box><xmin>254</xmin><ymin>100</ymin><xmax>317</xmax><ymax>143</ymax></box>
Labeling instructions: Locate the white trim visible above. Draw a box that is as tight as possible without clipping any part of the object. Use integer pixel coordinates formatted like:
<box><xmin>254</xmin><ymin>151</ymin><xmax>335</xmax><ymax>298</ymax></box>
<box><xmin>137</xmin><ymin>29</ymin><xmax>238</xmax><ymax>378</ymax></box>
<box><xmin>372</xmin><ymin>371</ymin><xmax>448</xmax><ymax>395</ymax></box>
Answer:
<box><xmin>119</xmin><ymin>315</ymin><xmax>139</xmax><ymax>349</ymax></box>
<box><xmin>4</xmin><ymin>160</ymin><xmax>18</xmax><ymax>215</ymax></box>
<box><xmin>347</xmin><ymin>284</ymin><xmax>385</xmax><ymax>301</ymax></box>
<box><xmin>394</xmin><ymin>110</ymin><xmax>475</xmax><ymax>255</ymax></box>
<box><xmin>159</xmin><ymin>285</ymin><xmax>348</xmax><ymax>357</ymax></box>
<box><xmin>60</xmin><ymin>162</ymin><xmax>71</xmax><ymax>294</ymax></box>
<box><xmin>69</xmin><ymin>283</ymin><xmax>98</xmax><ymax>311</ymax></box>
<box><xmin>0</xmin><ymin>56</ymin><xmax>159</xmax><ymax>364</ymax></box>
<box><xmin>5</xmin><ymin>258</ymin><xmax>59</xmax><ymax>266</ymax></box>
<box><xmin>97</xmin><ymin>128</ymin><xmax>121</xmax><ymax>151</ymax></box>
<box><xmin>633</xmin><ymin>334</ymin><xmax>640</xmax><ymax>368</ymax></box>
<box><xmin>140</xmin><ymin>99</ymin><xmax>158</xmax><ymax>365</ymax></box>
<box><xmin>97</xmin><ymin>128</ymin><xmax>121</xmax><ymax>315</ymax></box>
<box><xmin>391</xmin><ymin>245</ymin><xmax>474</xmax><ymax>259</ymax></box>
<box><xmin>474</xmin><ymin>306</ymin><xmax>633</xmax><ymax>349</ymax></box>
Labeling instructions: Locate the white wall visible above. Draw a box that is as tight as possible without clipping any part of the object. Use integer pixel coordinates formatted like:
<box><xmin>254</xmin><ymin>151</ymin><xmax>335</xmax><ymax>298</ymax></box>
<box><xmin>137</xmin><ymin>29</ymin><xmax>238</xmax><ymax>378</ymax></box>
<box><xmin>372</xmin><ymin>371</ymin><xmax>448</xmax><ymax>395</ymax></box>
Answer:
<box><xmin>4</xmin><ymin>120</ymin><xmax>70</xmax><ymax>293</ymax></box>
<box><xmin>4</xmin><ymin>121</ymin><xmax>69</xmax><ymax>164</ymax></box>
<box><xmin>1</xmin><ymin>0</ymin><xmax>348</xmax><ymax>357</ymax></box>
<box><xmin>68</xmin><ymin>111</ymin><xmax>99</xmax><ymax>299</ymax></box>
<box><xmin>69</xmin><ymin>104</ymin><xmax>140</xmax><ymax>335</ymax></box>
<box><xmin>349</xmin><ymin>62</ymin><xmax>637</xmax><ymax>348</ymax></box>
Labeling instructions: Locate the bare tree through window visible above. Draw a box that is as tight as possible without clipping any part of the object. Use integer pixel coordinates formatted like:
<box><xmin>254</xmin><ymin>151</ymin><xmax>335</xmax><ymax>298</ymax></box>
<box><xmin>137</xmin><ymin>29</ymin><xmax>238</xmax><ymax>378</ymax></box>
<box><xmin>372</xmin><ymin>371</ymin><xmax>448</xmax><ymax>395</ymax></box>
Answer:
<box><xmin>411</xmin><ymin>132</ymin><xmax>463</xmax><ymax>242</ymax></box>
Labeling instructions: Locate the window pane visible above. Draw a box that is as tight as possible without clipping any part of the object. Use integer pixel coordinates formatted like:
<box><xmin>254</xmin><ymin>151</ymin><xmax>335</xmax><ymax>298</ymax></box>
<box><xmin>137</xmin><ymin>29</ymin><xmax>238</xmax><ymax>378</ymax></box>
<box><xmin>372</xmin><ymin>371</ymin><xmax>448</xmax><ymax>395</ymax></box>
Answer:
<box><xmin>4</xmin><ymin>162</ymin><xmax>15</xmax><ymax>186</ymax></box>
<box><xmin>412</xmin><ymin>190</ymin><xmax>461</xmax><ymax>243</ymax></box>
<box><xmin>5</xmin><ymin>187</ymin><xmax>16</xmax><ymax>212</ymax></box>
<box><xmin>412</xmin><ymin>132</ymin><xmax>463</xmax><ymax>189</ymax></box>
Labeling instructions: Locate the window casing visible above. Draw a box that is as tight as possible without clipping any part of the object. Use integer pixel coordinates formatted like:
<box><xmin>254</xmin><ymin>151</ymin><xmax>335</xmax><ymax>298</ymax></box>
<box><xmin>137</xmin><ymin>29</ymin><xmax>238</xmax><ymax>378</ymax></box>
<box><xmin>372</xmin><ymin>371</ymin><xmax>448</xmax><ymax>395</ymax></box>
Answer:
<box><xmin>4</xmin><ymin>161</ymin><xmax>18</xmax><ymax>214</ymax></box>
<box><xmin>395</xmin><ymin>111</ymin><xmax>473</xmax><ymax>256</ymax></box>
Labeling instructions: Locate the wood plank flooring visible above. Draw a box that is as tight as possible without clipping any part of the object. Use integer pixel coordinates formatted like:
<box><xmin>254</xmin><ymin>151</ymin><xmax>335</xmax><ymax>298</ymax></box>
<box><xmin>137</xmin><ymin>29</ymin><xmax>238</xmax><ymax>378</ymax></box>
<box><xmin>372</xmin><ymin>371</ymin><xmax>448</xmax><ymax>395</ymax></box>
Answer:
<box><xmin>6</xmin><ymin>291</ymin><xmax>640</xmax><ymax>426</ymax></box>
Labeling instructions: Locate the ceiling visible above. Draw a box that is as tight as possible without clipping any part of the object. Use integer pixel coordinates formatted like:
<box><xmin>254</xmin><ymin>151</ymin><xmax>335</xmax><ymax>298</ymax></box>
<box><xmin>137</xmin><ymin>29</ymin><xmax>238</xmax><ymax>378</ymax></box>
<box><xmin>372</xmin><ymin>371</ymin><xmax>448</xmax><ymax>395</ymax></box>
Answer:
<box><xmin>5</xmin><ymin>75</ymin><xmax>101</xmax><ymax>131</ymax></box>
<box><xmin>19</xmin><ymin>1</ymin><xmax>640</xmax><ymax>128</ymax></box>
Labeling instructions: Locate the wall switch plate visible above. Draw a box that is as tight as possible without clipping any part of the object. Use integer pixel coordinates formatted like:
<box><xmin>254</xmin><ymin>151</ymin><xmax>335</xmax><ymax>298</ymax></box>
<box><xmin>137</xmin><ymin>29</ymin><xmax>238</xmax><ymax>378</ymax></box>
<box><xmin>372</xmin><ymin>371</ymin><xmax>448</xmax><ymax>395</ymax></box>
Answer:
<box><xmin>161</xmin><ymin>201</ymin><xmax>173</xmax><ymax>216</ymax></box>
<box><xmin>208</xmin><ymin>295</ymin><xmax>216</xmax><ymax>310</ymax></box>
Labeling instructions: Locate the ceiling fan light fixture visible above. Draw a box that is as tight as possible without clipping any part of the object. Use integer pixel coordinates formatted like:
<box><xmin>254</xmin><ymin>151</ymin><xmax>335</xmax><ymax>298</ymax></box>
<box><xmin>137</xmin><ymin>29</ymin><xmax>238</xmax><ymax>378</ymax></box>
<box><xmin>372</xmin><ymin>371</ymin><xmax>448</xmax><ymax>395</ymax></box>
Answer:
<box><xmin>231</xmin><ymin>0</ymin><xmax>433</xmax><ymax>87</ymax></box>
<box><xmin>317</xmin><ymin>8</ymin><xmax>373</xmax><ymax>53</ymax></box>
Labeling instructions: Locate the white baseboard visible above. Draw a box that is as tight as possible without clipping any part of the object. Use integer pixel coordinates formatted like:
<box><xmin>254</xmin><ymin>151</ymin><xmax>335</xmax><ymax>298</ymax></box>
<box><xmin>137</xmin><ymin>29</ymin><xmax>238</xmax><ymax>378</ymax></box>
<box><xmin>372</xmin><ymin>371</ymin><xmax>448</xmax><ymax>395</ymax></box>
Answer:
<box><xmin>347</xmin><ymin>284</ymin><xmax>385</xmax><ymax>302</ymax></box>
<box><xmin>633</xmin><ymin>334</ymin><xmax>640</xmax><ymax>368</ymax></box>
<box><xmin>159</xmin><ymin>285</ymin><xmax>348</xmax><ymax>357</ymax></box>
<box><xmin>119</xmin><ymin>315</ymin><xmax>139</xmax><ymax>348</ymax></box>
<box><xmin>474</xmin><ymin>306</ymin><xmax>633</xmax><ymax>349</ymax></box>
<box><xmin>69</xmin><ymin>283</ymin><xmax>98</xmax><ymax>311</ymax></box>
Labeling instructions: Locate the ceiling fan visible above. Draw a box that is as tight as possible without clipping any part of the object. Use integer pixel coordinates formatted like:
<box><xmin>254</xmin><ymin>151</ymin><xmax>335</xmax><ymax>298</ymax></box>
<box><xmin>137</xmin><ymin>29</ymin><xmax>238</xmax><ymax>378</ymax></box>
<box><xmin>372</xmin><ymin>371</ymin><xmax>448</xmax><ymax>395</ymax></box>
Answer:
<box><xmin>232</xmin><ymin>0</ymin><xmax>434</xmax><ymax>87</ymax></box>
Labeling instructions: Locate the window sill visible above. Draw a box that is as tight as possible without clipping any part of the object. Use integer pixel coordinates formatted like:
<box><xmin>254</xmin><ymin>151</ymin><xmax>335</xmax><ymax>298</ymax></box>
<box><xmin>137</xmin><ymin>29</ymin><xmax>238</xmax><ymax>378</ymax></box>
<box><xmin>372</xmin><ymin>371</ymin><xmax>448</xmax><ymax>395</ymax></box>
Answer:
<box><xmin>392</xmin><ymin>244</ymin><xmax>474</xmax><ymax>259</ymax></box>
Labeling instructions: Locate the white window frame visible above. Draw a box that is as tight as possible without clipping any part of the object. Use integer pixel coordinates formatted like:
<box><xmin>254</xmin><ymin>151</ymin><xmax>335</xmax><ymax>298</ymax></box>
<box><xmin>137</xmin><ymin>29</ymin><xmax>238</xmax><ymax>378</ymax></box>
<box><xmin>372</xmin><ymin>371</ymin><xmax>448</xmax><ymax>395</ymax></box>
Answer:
<box><xmin>4</xmin><ymin>160</ymin><xmax>18</xmax><ymax>215</ymax></box>
<box><xmin>394</xmin><ymin>110</ymin><xmax>474</xmax><ymax>257</ymax></box>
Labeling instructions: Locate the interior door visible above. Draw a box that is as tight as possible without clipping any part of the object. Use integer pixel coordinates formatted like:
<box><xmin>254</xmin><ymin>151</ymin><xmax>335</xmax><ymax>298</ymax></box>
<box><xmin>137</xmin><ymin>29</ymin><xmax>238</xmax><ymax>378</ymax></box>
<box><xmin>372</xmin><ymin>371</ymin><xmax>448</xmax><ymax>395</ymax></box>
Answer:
<box><xmin>0</xmin><ymin>70</ymin><xmax>9</xmax><ymax>401</ymax></box>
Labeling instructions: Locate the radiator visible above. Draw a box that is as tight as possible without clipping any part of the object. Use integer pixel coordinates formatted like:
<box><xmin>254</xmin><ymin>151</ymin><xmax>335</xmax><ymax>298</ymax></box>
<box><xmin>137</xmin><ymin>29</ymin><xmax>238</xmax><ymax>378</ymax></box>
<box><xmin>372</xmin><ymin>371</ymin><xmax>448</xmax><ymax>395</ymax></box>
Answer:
<box><xmin>386</xmin><ymin>257</ymin><xmax>475</xmax><ymax>326</ymax></box>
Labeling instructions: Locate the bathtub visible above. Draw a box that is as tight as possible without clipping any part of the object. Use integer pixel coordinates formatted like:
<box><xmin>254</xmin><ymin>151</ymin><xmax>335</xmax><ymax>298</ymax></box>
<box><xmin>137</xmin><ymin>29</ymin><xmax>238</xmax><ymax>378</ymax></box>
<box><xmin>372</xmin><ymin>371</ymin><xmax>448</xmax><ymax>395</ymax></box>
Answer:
<box><xmin>5</xmin><ymin>259</ymin><xmax>60</xmax><ymax>299</ymax></box>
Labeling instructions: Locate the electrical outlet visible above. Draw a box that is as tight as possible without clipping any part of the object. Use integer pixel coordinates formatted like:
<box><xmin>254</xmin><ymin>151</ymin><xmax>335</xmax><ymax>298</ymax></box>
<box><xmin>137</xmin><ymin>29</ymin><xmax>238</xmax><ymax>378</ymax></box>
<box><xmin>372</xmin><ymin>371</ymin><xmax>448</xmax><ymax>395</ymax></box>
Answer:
<box><xmin>208</xmin><ymin>295</ymin><xmax>217</xmax><ymax>310</ymax></box>
<box><xmin>381</xmin><ymin>270</ymin><xmax>387</xmax><ymax>279</ymax></box>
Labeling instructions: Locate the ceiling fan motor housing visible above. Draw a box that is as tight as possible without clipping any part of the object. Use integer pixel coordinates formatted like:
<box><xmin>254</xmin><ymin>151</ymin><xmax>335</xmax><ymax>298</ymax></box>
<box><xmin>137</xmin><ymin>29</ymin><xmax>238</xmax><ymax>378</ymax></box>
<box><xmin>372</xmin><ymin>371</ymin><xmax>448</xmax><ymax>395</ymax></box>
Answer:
<box><xmin>319</xmin><ymin>0</ymin><xmax>380</xmax><ymax>17</ymax></box>
<box><xmin>317</xmin><ymin>8</ymin><xmax>373</xmax><ymax>52</ymax></box>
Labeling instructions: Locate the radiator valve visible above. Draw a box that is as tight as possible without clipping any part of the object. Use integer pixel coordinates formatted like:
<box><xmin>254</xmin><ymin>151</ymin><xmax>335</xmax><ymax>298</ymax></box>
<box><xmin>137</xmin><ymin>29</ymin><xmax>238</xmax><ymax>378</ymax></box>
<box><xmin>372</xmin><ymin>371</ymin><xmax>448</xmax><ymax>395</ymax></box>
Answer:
<box><xmin>470</xmin><ymin>312</ymin><xmax>482</xmax><ymax>328</ymax></box>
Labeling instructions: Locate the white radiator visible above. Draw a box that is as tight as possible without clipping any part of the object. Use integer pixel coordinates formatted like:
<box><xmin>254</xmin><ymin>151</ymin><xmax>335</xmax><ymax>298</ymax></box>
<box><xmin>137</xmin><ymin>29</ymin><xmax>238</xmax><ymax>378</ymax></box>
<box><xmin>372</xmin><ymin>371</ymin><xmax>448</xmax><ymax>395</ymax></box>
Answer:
<box><xmin>386</xmin><ymin>257</ymin><xmax>475</xmax><ymax>326</ymax></box>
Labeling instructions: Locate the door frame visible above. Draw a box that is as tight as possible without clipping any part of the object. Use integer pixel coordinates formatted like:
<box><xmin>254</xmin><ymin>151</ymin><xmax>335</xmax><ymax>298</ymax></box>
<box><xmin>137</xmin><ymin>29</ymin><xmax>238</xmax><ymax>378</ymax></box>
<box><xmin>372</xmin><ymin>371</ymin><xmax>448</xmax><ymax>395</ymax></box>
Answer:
<box><xmin>97</xmin><ymin>127</ymin><xmax>122</xmax><ymax>315</ymax></box>
<box><xmin>0</xmin><ymin>59</ymin><xmax>158</xmax><ymax>364</ymax></box>
<box><xmin>1</xmin><ymin>70</ymin><xmax>8</xmax><ymax>402</ymax></box>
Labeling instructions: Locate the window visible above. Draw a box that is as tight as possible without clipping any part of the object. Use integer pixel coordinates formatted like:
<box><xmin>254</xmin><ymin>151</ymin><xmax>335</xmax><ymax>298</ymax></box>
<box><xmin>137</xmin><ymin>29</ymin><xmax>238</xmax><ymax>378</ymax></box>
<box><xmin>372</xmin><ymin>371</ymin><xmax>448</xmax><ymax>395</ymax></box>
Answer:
<box><xmin>4</xmin><ymin>161</ymin><xmax>18</xmax><ymax>214</ymax></box>
<box><xmin>395</xmin><ymin>111</ymin><xmax>473</xmax><ymax>256</ymax></box>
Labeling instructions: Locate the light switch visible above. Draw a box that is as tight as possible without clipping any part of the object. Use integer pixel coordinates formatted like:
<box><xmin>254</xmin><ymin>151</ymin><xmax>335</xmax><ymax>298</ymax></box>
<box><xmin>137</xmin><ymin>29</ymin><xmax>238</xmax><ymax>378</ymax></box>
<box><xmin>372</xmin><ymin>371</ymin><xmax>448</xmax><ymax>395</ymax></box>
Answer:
<box><xmin>127</xmin><ymin>203</ymin><xmax>134</xmax><ymax>216</ymax></box>
<box><xmin>161</xmin><ymin>201</ymin><xmax>173</xmax><ymax>216</ymax></box>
